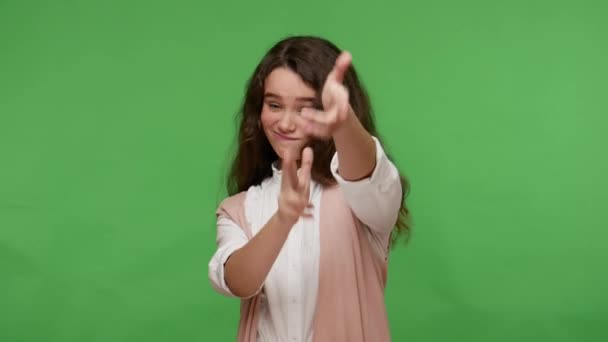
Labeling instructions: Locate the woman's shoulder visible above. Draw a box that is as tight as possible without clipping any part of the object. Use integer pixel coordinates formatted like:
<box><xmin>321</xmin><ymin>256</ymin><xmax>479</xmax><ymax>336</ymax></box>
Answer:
<box><xmin>216</xmin><ymin>191</ymin><xmax>247</xmax><ymax>216</ymax></box>
<box><xmin>216</xmin><ymin>182</ymin><xmax>265</xmax><ymax>217</ymax></box>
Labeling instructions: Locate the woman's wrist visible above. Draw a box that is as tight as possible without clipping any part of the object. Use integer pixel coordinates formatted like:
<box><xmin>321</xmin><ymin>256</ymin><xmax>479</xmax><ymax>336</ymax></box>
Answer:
<box><xmin>275</xmin><ymin>209</ymin><xmax>297</xmax><ymax>229</ymax></box>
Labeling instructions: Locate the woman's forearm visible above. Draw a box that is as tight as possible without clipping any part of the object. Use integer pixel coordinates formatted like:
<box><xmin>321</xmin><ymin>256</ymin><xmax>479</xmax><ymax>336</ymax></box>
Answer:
<box><xmin>223</xmin><ymin>212</ymin><xmax>294</xmax><ymax>298</ymax></box>
<box><xmin>332</xmin><ymin>110</ymin><xmax>376</xmax><ymax>181</ymax></box>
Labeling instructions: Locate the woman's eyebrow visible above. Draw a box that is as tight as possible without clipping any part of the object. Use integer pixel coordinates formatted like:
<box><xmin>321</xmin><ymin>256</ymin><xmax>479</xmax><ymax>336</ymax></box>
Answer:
<box><xmin>264</xmin><ymin>92</ymin><xmax>282</xmax><ymax>99</ymax></box>
<box><xmin>264</xmin><ymin>92</ymin><xmax>315</xmax><ymax>103</ymax></box>
<box><xmin>295</xmin><ymin>96</ymin><xmax>316</xmax><ymax>103</ymax></box>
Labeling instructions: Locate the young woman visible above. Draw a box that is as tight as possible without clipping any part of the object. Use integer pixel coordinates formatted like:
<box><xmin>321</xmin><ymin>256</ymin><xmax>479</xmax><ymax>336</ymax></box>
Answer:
<box><xmin>209</xmin><ymin>36</ymin><xmax>410</xmax><ymax>342</ymax></box>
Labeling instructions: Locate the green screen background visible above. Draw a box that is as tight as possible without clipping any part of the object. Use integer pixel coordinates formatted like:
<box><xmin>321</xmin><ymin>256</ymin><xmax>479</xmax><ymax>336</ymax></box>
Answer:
<box><xmin>1</xmin><ymin>0</ymin><xmax>607</xmax><ymax>341</ymax></box>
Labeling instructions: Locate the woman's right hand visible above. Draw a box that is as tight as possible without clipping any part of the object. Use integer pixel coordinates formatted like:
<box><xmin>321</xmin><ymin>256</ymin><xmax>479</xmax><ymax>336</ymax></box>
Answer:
<box><xmin>220</xmin><ymin>147</ymin><xmax>314</xmax><ymax>298</ymax></box>
<box><xmin>277</xmin><ymin>147</ymin><xmax>314</xmax><ymax>226</ymax></box>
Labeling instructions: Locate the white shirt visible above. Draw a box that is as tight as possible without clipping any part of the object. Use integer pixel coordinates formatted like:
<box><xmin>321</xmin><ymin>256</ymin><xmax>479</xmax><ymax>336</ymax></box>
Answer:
<box><xmin>208</xmin><ymin>137</ymin><xmax>402</xmax><ymax>342</ymax></box>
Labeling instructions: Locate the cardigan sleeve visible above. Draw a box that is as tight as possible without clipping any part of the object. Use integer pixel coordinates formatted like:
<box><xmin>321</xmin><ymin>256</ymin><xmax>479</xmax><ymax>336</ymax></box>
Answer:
<box><xmin>208</xmin><ymin>191</ymin><xmax>262</xmax><ymax>298</ymax></box>
<box><xmin>208</xmin><ymin>215</ymin><xmax>249</xmax><ymax>297</ymax></box>
<box><xmin>330</xmin><ymin>136</ymin><xmax>402</xmax><ymax>251</ymax></box>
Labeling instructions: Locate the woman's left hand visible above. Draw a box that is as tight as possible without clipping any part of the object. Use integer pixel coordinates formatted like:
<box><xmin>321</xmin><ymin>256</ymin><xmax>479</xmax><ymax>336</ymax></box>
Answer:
<box><xmin>300</xmin><ymin>51</ymin><xmax>353</xmax><ymax>139</ymax></box>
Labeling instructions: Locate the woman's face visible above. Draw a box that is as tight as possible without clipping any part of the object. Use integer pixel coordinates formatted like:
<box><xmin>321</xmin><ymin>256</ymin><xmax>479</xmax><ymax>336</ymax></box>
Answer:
<box><xmin>261</xmin><ymin>67</ymin><xmax>316</xmax><ymax>161</ymax></box>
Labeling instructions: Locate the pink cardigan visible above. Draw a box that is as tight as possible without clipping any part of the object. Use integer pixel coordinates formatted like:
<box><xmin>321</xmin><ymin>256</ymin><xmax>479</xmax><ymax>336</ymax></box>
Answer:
<box><xmin>216</xmin><ymin>185</ymin><xmax>391</xmax><ymax>342</ymax></box>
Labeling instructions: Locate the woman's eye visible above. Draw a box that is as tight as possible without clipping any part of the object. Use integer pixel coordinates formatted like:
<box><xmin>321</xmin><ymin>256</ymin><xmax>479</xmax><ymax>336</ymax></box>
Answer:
<box><xmin>297</xmin><ymin>106</ymin><xmax>312</xmax><ymax>114</ymax></box>
<box><xmin>268</xmin><ymin>102</ymin><xmax>281</xmax><ymax>111</ymax></box>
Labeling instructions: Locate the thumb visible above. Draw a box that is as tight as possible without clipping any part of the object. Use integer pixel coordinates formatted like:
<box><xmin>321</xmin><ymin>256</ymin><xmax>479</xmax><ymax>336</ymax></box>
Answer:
<box><xmin>281</xmin><ymin>151</ymin><xmax>298</xmax><ymax>190</ymax></box>
<box><xmin>328</xmin><ymin>51</ymin><xmax>352</xmax><ymax>84</ymax></box>
<box><xmin>298</xmin><ymin>147</ymin><xmax>313</xmax><ymax>189</ymax></box>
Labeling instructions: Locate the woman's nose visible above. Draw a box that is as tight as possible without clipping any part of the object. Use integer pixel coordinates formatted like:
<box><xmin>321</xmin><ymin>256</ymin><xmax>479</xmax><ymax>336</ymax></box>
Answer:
<box><xmin>278</xmin><ymin>111</ymin><xmax>297</xmax><ymax>132</ymax></box>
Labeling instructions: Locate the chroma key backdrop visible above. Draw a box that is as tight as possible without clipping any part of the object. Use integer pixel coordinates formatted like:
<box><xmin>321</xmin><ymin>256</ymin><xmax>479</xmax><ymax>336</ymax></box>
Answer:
<box><xmin>1</xmin><ymin>0</ymin><xmax>607</xmax><ymax>341</ymax></box>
